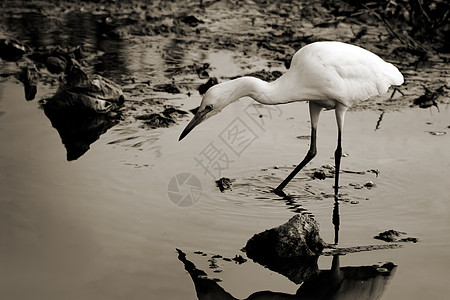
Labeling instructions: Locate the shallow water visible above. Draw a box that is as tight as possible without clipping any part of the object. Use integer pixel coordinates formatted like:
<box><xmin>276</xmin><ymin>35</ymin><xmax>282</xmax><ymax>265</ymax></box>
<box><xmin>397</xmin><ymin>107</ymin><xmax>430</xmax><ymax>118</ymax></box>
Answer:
<box><xmin>1</xmin><ymin>3</ymin><xmax>450</xmax><ymax>299</ymax></box>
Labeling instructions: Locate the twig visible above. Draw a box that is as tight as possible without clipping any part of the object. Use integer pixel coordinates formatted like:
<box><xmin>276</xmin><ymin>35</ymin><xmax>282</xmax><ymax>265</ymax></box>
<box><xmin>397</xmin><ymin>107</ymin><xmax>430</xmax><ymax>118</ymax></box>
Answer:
<box><xmin>361</xmin><ymin>3</ymin><xmax>431</xmax><ymax>54</ymax></box>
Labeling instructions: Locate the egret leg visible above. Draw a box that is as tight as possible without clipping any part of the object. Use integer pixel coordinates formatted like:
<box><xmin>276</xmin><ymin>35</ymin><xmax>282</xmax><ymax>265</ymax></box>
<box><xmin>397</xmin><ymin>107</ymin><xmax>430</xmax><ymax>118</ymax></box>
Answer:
<box><xmin>274</xmin><ymin>102</ymin><xmax>323</xmax><ymax>197</ymax></box>
<box><xmin>334</xmin><ymin>130</ymin><xmax>342</xmax><ymax>197</ymax></box>
<box><xmin>333</xmin><ymin>104</ymin><xmax>347</xmax><ymax>245</ymax></box>
<box><xmin>333</xmin><ymin>103</ymin><xmax>348</xmax><ymax>198</ymax></box>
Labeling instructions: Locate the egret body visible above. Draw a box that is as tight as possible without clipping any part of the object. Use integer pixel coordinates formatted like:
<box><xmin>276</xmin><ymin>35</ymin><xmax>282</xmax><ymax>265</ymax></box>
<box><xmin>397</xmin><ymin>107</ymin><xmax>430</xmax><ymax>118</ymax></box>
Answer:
<box><xmin>179</xmin><ymin>41</ymin><xmax>403</xmax><ymax>197</ymax></box>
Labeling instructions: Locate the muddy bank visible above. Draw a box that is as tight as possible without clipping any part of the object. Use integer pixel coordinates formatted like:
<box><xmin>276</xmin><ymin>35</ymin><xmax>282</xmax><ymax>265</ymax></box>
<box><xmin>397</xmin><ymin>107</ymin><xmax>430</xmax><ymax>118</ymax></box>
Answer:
<box><xmin>1</xmin><ymin>0</ymin><xmax>449</xmax><ymax>113</ymax></box>
<box><xmin>1</xmin><ymin>0</ymin><xmax>448</xmax><ymax>161</ymax></box>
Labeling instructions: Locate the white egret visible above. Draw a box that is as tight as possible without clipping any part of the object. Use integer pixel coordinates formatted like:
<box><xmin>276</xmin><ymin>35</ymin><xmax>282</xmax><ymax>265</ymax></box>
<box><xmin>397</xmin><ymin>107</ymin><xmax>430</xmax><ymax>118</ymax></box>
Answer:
<box><xmin>179</xmin><ymin>41</ymin><xmax>404</xmax><ymax>197</ymax></box>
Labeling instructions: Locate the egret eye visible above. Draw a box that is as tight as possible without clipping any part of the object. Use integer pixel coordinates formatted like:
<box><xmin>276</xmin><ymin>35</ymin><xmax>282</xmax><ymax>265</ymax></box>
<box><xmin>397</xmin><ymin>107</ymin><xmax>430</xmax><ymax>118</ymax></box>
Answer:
<box><xmin>205</xmin><ymin>104</ymin><xmax>213</xmax><ymax>111</ymax></box>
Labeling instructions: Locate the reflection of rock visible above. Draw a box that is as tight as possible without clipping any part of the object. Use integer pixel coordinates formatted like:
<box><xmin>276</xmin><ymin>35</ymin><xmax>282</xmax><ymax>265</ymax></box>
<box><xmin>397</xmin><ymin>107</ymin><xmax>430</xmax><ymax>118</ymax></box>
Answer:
<box><xmin>43</xmin><ymin>107</ymin><xmax>118</xmax><ymax>161</ymax></box>
<box><xmin>177</xmin><ymin>249</ymin><xmax>397</xmax><ymax>300</ymax></box>
<box><xmin>19</xmin><ymin>66</ymin><xmax>38</xmax><ymax>101</ymax></box>
<box><xmin>44</xmin><ymin>66</ymin><xmax>124</xmax><ymax>113</ymax></box>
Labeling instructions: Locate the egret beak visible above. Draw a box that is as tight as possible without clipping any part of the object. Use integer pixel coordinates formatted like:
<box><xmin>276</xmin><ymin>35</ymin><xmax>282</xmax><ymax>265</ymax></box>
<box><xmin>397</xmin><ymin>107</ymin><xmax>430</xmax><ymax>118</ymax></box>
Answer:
<box><xmin>179</xmin><ymin>107</ymin><xmax>211</xmax><ymax>141</ymax></box>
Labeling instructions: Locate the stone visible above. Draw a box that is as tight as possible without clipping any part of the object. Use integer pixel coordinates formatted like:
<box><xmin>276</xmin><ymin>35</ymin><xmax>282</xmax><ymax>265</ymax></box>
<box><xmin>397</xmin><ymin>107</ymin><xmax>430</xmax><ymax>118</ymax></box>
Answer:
<box><xmin>374</xmin><ymin>230</ymin><xmax>419</xmax><ymax>243</ymax></box>
<box><xmin>44</xmin><ymin>66</ymin><xmax>124</xmax><ymax>113</ymax></box>
<box><xmin>244</xmin><ymin>213</ymin><xmax>326</xmax><ymax>259</ymax></box>
<box><xmin>215</xmin><ymin>177</ymin><xmax>233</xmax><ymax>192</ymax></box>
<box><xmin>244</xmin><ymin>214</ymin><xmax>325</xmax><ymax>283</ymax></box>
<box><xmin>46</xmin><ymin>56</ymin><xmax>67</xmax><ymax>74</ymax></box>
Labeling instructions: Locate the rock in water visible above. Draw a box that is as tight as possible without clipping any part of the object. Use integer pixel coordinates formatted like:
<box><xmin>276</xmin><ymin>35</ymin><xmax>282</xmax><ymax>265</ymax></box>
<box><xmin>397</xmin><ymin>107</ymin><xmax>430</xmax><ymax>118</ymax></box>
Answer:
<box><xmin>244</xmin><ymin>214</ymin><xmax>326</xmax><ymax>283</ymax></box>
<box><xmin>46</xmin><ymin>56</ymin><xmax>67</xmax><ymax>74</ymax></box>
<box><xmin>44</xmin><ymin>66</ymin><xmax>124</xmax><ymax>113</ymax></box>
<box><xmin>215</xmin><ymin>177</ymin><xmax>233</xmax><ymax>192</ymax></box>
<box><xmin>244</xmin><ymin>214</ymin><xmax>326</xmax><ymax>259</ymax></box>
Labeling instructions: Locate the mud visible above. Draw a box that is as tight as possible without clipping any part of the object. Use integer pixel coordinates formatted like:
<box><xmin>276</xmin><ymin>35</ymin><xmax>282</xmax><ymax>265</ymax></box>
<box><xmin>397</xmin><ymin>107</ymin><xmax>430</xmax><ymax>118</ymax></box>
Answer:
<box><xmin>374</xmin><ymin>229</ymin><xmax>419</xmax><ymax>243</ymax></box>
<box><xmin>1</xmin><ymin>0</ymin><xmax>449</xmax><ymax>121</ymax></box>
<box><xmin>215</xmin><ymin>177</ymin><xmax>234</xmax><ymax>192</ymax></box>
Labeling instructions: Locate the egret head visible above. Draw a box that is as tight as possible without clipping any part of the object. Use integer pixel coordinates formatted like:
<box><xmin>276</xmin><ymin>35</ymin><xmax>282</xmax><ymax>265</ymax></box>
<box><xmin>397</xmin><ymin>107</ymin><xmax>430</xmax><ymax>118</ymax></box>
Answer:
<box><xmin>179</xmin><ymin>83</ymin><xmax>235</xmax><ymax>141</ymax></box>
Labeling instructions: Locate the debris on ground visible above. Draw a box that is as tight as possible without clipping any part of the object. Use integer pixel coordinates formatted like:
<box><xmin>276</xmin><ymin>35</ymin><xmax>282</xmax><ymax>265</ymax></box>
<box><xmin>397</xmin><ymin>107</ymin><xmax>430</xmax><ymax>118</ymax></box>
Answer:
<box><xmin>312</xmin><ymin>170</ymin><xmax>327</xmax><ymax>180</ymax></box>
<box><xmin>232</xmin><ymin>255</ymin><xmax>247</xmax><ymax>264</ymax></box>
<box><xmin>215</xmin><ymin>177</ymin><xmax>234</xmax><ymax>192</ymax></box>
<box><xmin>152</xmin><ymin>83</ymin><xmax>181</xmax><ymax>94</ymax></box>
<box><xmin>374</xmin><ymin>230</ymin><xmax>419</xmax><ymax>243</ymax></box>
<box><xmin>136</xmin><ymin>113</ymin><xmax>176</xmax><ymax>128</ymax></box>
<box><xmin>198</xmin><ymin>77</ymin><xmax>218</xmax><ymax>95</ymax></box>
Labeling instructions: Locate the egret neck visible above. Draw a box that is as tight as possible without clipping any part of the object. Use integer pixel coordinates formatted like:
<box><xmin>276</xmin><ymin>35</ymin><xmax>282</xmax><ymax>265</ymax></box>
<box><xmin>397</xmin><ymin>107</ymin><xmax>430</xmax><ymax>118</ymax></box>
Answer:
<box><xmin>221</xmin><ymin>76</ymin><xmax>288</xmax><ymax>105</ymax></box>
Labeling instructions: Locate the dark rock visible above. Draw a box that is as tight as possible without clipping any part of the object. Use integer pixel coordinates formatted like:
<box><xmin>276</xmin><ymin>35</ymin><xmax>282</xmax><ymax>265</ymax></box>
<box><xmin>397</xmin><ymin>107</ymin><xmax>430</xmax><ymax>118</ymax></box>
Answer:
<box><xmin>245</xmin><ymin>215</ymin><xmax>325</xmax><ymax>284</ymax></box>
<box><xmin>44</xmin><ymin>66</ymin><xmax>124</xmax><ymax>113</ymax></box>
<box><xmin>364</xmin><ymin>180</ymin><xmax>375</xmax><ymax>188</ymax></box>
<box><xmin>136</xmin><ymin>113</ymin><xmax>176</xmax><ymax>128</ymax></box>
<box><xmin>179</xmin><ymin>15</ymin><xmax>204</xmax><ymax>27</ymax></box>
<box><xmin>428</xmin><ymin>131</ymin><xmax>446</xmax><ymax>136</ymax></box>
<box><xmin>46</xmin><ymin>56</ymin><xmax>67</xmax><ymax>74</ymax></box>
<box><xmin>215</xmin><ymin>177</ymin><xmax>234</xmax><ymax>192</ymax></box>
<box><xmin>195</xmin><ymin>63</ymin><xmax>210</xmax><ymax>79</ymax></box>
<box><xmin>374</xmin><ymin>230</ymin><xmax>419</xmax><ymax>243</ymax></box>
<box><xmin>162</xmin><ymin>106</ymin><xmax>188</xmax><ymax>118</ymax></box>
<box><xmin>232</xmin><ymin>255</ymin><xmax>247</xmax><ymax>264</ymax></box>
<box><xmin>198</xmin><ymin>77</ymin><xmax>218</xmax><ymax>95</ymax></box>
<box><xmin>413</xmin><ymin>86</ymin><xmax>447</xmax><ymax>111</ymax></box>
<box><xmin>153</xmin><ymin>83</ymin><xmax>180</xmax><ymax>94</ymax></box>
<box><xmin>0</xmin><ymin>39</ymin><xmax>27</xmax><ymax>61</ymax></box>
<box><xmin>312</xmin><ymin>170</ymin><xmax>326</xmax><ymax>180</ymax></box>
<box><xmin>244</xmin><ymin>214</ymin><xmax>326</xmax><ymax>259</ymax></box>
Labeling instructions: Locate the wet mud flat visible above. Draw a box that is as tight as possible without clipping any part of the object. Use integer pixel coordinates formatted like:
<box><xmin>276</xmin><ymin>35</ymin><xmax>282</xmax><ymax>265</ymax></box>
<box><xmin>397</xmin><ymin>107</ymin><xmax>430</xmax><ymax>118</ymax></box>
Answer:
<box><xmin>1</xmin><ymin>0</ymin><xmax>449</xmax><ymax>110</ymax></box>
<box><xmin>1</xmin><ymin>1</ymin><xmax>450</xmax><ymax>300</ymax></box>
<box><xmin>0</xmin><ymin>0</ymin><xmax>448</xmax><ymax>161</ymax></box>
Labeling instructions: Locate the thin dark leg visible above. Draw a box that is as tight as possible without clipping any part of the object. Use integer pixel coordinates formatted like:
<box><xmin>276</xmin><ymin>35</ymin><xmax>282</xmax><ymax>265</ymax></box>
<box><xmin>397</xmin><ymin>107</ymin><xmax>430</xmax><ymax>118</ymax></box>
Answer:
<box><xmin>274</xmin><ymin>102</ymin><xmax>322</xmax><ymax>197</ymax></box>
<box><xmin>334</xmin><ymin>130</ymin><xmax>342</xmax><ymax>197</ymax></box>
<box><xmin>332</xmin><ymin>199</ymin><xmax>340</xmax><ymax>244</ymax></box>
<box><xmin>274</xmin><ymin>127</ymin><xmax>317</xmax><ymax>197</ymax></box>
<box><xmin>332</xmin><ymin>103</ymin><xmax>347</xmax><ymax>245</ymax></box>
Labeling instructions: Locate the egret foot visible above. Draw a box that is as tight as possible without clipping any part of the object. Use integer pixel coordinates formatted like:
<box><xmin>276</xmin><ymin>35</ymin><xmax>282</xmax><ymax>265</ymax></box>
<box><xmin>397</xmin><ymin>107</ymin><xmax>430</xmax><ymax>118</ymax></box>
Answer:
<box><xmin>273</xmin><ymin>188</ymin><xmax>287</xmax><ymax>198</ymax></box>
